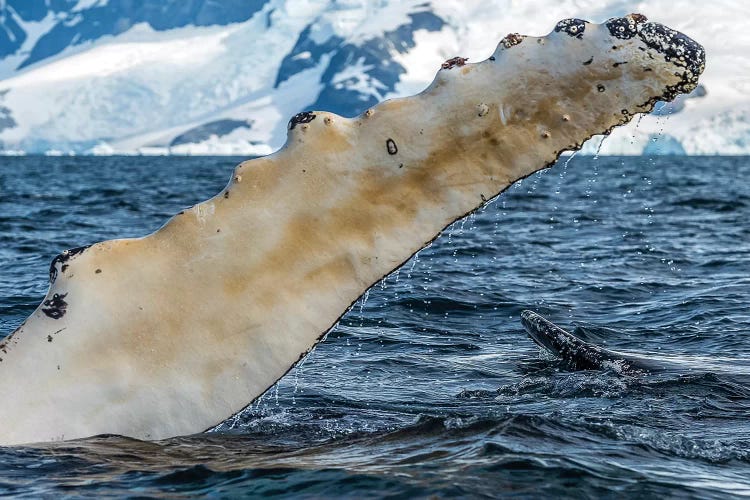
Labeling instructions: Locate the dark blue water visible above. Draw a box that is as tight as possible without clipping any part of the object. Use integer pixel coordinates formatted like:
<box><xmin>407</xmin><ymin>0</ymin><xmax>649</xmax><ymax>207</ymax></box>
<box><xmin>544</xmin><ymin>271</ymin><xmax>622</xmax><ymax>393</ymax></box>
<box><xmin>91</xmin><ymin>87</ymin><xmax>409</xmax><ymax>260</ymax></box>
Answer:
<box><xmin>1</xmin><ymin>156</ymin><xmax>749</xmax><ymax>498</ymax></box>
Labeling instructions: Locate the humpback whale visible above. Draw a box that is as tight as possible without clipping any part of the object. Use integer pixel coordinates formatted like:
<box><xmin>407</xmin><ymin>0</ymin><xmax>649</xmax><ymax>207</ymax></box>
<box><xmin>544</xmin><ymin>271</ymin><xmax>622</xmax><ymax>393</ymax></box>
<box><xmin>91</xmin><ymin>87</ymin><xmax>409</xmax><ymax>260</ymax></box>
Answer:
<box><xmin>520</xmin><ymin>310</ymin><xmax>670</xmax><ymax>373</ymax></box>
<box><xmin>0</xmin><ymin>15</ymin><xmax>705</xmax><ymax>445</ymax></box>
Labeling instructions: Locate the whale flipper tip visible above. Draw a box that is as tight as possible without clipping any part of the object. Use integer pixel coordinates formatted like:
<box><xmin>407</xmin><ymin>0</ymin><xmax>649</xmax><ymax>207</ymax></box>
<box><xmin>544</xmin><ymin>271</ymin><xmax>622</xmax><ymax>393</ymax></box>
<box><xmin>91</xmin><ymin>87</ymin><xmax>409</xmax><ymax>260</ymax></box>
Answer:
<box><xmin>520</xmin><ymin>310</ymin><xmax>667</xmax><ymax>373</ymax></box>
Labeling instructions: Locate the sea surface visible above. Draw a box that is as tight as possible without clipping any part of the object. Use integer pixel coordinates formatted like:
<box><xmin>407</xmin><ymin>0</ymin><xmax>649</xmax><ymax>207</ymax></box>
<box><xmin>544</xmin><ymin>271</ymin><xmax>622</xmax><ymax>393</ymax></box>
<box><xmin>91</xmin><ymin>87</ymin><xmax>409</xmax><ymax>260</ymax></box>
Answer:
<box><xmin>0</xmin><ymin>155</ymin><xmax>748</xmax><ymax>498</ymax></box>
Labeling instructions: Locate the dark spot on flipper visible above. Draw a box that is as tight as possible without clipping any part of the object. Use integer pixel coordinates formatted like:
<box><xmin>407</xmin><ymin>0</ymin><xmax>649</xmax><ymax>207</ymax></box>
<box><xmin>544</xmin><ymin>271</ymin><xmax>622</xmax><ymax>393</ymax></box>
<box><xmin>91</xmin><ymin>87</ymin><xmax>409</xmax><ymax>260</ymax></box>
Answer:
<box><xmin>386</xmin><ymin>138</ymin><xmax>398</xmax><ymax>155</ymax></box>
<box><xmin>49</xmin><ymin>245</ymin><xmax>91</xmax><ymax>283</ymax></box>
<box><xmin>582</xmin><ymin>57</ymin><xmax>593</xmax><ymax>65</ymax></box>
<box><xmin>555</xmin><ymin>18</ymin><xmax>587</xmax><ymax>39</ymax></box>
<box><xmin>441</xmin><ymin>56</ymin><xmax>468</xmax><ymax>70</ymax></box>
<box><xmin>42</xmin><ymin>293</ymin><xmax>68</xmax><ymax>320</ymax></box>
<box><xmin>597</xmin><ymin>84</ymin><xmax>606</xmax><ymax>92</ymax></box>
<box><xmin>288</xmin><ymin>111</ymin><xmax>316</xmax><ymax>130</ymax></box>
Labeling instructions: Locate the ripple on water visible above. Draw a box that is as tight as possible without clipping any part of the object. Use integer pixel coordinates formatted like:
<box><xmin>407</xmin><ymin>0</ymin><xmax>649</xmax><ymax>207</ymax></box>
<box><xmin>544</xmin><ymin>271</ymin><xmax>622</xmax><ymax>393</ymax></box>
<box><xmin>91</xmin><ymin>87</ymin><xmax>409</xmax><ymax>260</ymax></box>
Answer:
<box><xmin>0</xmin><ymin>156</ymin><xmax>748</xmax><ymax>497</ymax></box>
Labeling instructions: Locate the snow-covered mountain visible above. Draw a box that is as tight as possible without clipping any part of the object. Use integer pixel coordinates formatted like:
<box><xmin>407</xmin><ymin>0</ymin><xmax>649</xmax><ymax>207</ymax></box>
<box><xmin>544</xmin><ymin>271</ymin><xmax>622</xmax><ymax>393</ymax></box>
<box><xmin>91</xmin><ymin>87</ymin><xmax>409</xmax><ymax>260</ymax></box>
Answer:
<box><xmin>0</xmin><ymin>0</ymin><xmax>747</xmax><ymax>155</ymax></box>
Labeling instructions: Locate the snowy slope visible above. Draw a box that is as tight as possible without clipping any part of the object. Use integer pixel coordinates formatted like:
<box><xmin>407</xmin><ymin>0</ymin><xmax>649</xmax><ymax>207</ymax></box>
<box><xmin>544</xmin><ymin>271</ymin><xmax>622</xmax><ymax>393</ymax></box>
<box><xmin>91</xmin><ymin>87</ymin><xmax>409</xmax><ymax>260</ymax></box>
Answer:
<box><xmin>0</xmin><ymin>0</ymin><xmax>747</xmax><ymax>155</ymax></box>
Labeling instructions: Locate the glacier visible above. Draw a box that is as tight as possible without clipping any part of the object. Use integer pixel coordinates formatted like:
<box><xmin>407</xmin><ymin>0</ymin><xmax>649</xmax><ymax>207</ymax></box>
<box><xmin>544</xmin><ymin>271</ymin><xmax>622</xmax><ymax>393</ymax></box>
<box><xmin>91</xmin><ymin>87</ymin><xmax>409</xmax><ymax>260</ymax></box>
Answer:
<box><xmin>0</xmin><ymin>0</ymin><xmax>747</xmax><ymax>156</ymax></box>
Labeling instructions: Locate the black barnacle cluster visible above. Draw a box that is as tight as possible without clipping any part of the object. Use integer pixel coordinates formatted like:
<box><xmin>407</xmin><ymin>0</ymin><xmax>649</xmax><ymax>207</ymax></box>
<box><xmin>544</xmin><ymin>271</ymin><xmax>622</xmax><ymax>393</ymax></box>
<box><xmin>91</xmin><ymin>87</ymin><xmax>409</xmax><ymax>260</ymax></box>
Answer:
<box><xmin>638</xmin><ymin>22</ymin><xmax>706</xmax><ymax>98</ymax></box>
<box><xmin>605</xmin><ymin>15</ymin><xmax>643</xmax><ymax>40</ymax></box>
<box><xmin>288</xmin><ymin>111</ymin><xmax>316</xmax><ymax>130</ymax></box>
<box><xmin>554</xmin><ymin>18</ymin><xmax>587</xmax><ymax>39</ymax></box>
<box><xmin>49</xmin><ymin>245</ymin><xmax>91</xmax><ymax>283</ymax></box>
<box><xmin>42</xmin><ymin>293</ymin><xmax>68</xmax><ymax>320</ymax></box>
<box><xmin>605</xmin><ymin>14</ymin><xmax>705</xmax><ymax>101</ymax></box>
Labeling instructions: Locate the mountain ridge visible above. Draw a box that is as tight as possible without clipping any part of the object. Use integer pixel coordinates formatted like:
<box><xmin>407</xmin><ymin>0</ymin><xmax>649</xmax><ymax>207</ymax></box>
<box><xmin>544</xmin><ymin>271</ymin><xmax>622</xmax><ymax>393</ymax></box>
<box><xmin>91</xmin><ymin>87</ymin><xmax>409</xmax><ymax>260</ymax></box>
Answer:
<box><xmin>0</xmin><ymin>0</ymin><xmax>747</xmax><ymax>155</ymax></box>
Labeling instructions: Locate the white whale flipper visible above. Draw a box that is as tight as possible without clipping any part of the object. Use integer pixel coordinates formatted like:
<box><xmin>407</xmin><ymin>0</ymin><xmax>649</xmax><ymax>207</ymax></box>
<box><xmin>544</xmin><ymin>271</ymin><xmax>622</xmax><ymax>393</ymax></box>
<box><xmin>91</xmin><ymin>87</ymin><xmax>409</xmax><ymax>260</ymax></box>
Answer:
<box><xmin>0</xmin><ymin>15</ymin><xmax>704</xmax><ymax>445</ymax></box>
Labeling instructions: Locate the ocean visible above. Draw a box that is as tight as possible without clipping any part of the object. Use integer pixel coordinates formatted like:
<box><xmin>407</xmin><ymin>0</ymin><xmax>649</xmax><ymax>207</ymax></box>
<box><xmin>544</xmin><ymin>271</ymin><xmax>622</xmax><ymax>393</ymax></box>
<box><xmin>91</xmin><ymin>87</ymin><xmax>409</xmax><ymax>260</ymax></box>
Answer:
<box><xmin>0</xmin><ymin>155</ymin><xmax>748</xmax><ymax>498</ymax></box>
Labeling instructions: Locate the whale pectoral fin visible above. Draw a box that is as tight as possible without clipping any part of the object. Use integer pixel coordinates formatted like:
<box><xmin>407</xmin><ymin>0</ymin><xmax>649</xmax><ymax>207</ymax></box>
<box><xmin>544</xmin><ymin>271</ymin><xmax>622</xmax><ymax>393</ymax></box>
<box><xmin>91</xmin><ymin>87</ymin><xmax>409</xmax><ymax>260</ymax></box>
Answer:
<box><xmin>520</xmin><ymin>310</ymin><xmax>667</xmax><ymax>374</ymax></box>
<box><xmin>521</xmin><ymin>310</ymin><xmax>608</xmax><ymax>370</ymax></box>
<box><xmin>0</xmin><ymin>14</ymin><xmax>704</xmax><ymax>445</ymax></box>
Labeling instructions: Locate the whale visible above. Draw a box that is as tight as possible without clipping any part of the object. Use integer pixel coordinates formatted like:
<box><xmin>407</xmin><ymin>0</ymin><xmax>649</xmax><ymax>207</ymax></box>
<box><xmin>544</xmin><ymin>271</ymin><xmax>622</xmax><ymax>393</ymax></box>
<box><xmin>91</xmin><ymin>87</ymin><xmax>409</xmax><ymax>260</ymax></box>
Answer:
<box><xmin>520</xmin><ymin>310</ymin><xmax>750</xmax><ymax>376</ymax></box>
<box><xmin>520</xmin><ymin>310</ymin><xmax>671</xmax><ymax>373</ymax></box>
<box><xmin>0</xmin><ymin>15</ymin><xmax>705</xmax><ymax>445</ymax></box>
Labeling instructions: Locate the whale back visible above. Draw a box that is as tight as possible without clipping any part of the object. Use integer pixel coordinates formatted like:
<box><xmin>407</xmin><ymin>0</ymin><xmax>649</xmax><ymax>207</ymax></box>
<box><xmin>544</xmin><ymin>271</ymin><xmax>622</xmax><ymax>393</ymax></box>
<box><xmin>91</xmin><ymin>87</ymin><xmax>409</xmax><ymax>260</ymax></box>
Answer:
<box><xmin>0</xmin><ymin>16</ymin><xmax>704</xmax><ymax>444</ymax></box>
